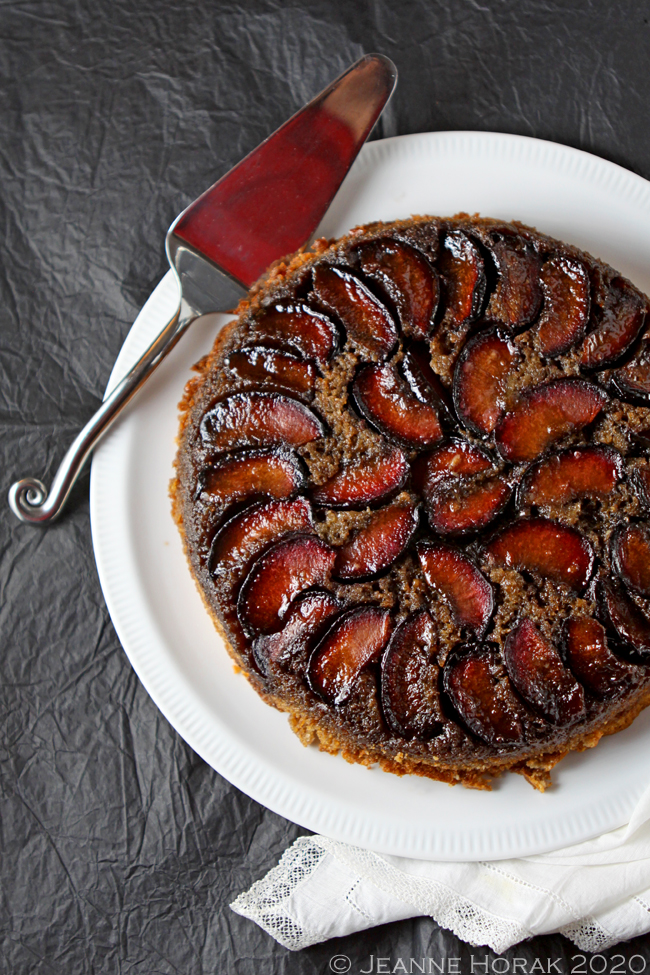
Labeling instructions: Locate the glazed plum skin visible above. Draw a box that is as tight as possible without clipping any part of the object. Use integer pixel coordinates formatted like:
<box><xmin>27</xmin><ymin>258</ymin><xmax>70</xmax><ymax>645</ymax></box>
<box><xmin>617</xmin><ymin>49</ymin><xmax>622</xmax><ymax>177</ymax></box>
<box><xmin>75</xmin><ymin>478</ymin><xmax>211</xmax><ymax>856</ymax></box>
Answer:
<box><xmin>381</xmin><ymin>612</ymin><xmax>442</xmax><ymax>740</ymax></box>
<box><xmin>517</xmin><ymin>445</ymin><xmax>623</xmax><ymax>510</ymax></box>
<box><xmin>504</xmin><ymin>619</ymin><xmax>585</xmax><ymax>725</ymax></box>
<box><xmin>308</xmin><ymin>606</ymin><xmax>393</xmax><ymax>705</ymax></box>
<box><xmin>534</xmin><ymin>256</ymin><xmax>590</xmax><ymax>356</ymax></box>
<box><xmin>563</xmin><ymin>617</ymin><xmax>637</xmax><ymax>699</ymax></box>
<box><xmin>357</xmin><ymin>238</ymin><xmax>439</xmax><ymax>339</ymax></box>
<box><xmin>484</xmin><ymin>518</ymin><xmax>595</xmax><ymax>593</ymax></box>
<box><xmin>495</xmin><ymin>379</ymin><xmax>608</xmax><ymax>463</ymax></box>
<box><xmin>334</xmin><ymin>503</ymin><xmax>419</xmax><ymax>580</ymax></box>
<box><xmin>353</xmin><ymin>363</ymin><xmax>444</xmax><ymax>449</ymax></box>
<box><xmin>417</xmin><ymin>541</ymin><xmax>494</xmax><ymax>638</ymax></box>
<box><xmin>611</xmin><ymin>524</ymin><xmax>650</xmax><ymax>597</ymax></box>
<box><xmin>176</xmin><ymin>214</ymin><xmax>650</xmax><ymax>784</ymax></box>
<box><xmin>443</xmin><ymin>644</ymin><xmax>528</xmax><ymax>746</ymax></box>
<box><xmin>453</xmin><ymin>329</ymin><xmax>518</xmax><ymax>436</ymax></box>
<box><xmin>310</xmin><ymin>447</ymin><xmax>408</xmax><ymax>509</ymax></box>
<box><xmin>200</xmin><ymin>391</ymin><xmax>325</xmax><ymax>452</ymax></box>
<box><xmin>237</xmin><ymin>534</ymin><xmax>336</xmax><ymax>636</ymax></box>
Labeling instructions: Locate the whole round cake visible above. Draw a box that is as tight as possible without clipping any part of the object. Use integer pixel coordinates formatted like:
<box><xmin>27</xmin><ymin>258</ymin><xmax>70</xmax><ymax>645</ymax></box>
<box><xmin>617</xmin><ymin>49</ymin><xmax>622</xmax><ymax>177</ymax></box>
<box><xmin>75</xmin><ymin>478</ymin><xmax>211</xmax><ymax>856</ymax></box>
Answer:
<box><xmin>171</xmin><ymin>214</ymin><xmax>650</xmax><ymax>790</ymax></box>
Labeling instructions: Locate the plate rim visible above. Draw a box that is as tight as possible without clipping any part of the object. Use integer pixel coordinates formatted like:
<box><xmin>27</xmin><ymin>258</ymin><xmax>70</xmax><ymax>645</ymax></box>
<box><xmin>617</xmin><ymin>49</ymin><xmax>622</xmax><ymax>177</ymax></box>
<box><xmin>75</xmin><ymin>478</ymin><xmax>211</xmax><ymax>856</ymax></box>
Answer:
<box><xmin>90</xmin><ymin>129</ymin><xmax>650</xmax><ymax>860</ymax></box>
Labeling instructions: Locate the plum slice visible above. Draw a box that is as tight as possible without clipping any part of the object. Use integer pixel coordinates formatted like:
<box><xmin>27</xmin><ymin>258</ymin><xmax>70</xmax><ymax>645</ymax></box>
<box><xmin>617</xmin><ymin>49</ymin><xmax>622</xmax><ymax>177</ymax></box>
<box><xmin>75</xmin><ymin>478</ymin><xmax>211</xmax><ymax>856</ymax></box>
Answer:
<box><xmin>612</xmin><ymin>524</ymin><xmax>650</xmax><ymax>598</ymax></box>
<box><xmin>209</xmin><ymin>497</ymin><xmax>314</xmax><ymax>580</ymax></box>
<box><xmin>237</xmin><ymin>533</ymin><xmax>336</xmax><ymax>636</ymax></box>
<box><xmin>401</xmin><ymin>343</ymin><xmax>453</xmax><ymax>412</ymax></box>
<box><xmin>199</xmin><ymin>392</ymin><xmax>325</xmax><ymax>452</ymax></box>
<box><xmin>504</xmin><ymin>619</ymin><xmax>585</xmax><ymax>725</ymax></box>
<box><xmin>252</xmin><ymin>303</ymin><xmax>338</xmax><ymax>364</ymax></box>
<box><xmin>427</xmin><ymin>476</ymin><xmax>512</xmax><ymax>537</ymax></box>
<box><xmin>353</xmin><ymin>363</ymin><xmax>444</xmax><ymax>449</ymax></box>
<box><xmin>581</xmin><ymin>281</ymin><xmax>646</xmax><ymax>370</ymax></box>
<box><xmin>453</xmin><ymin>329</ymin><xmax>519</xmax><ymax>436</ymax></box>
<box><xmin>485</xmin><ymin>517</ymin><xmax>595</xmax><ymax>592</ymax></box>
<box><xmin>417</xmin><ymin>541</ymin><xmax>494</xmax><ymax>638</ymax></box>
<box><xmin>631</xmin><ymin>467</ymin><xmax>650</xmax><ymax>511</ymax></box>
<box><xmin>380</xmin><ymin>611</ymin><xmax>442</xmax><ymax>739</ymax></box>
<box><xmin>534</xmin><ymin>256</ymin><xmax>590</xmax><ymax>356</ymax></box>
<box><xmin>414</xmin><ymin>439</ymin><xmax>493</xmax><ymax>497</ymax></box>
<box><xmin>308</xmin><ymin>606</ymin><xmax>393</xmax><ymax>705</ymax></box>
<box><xmin>357</xmin><ymin>237</ymin><xmax>439</xmax><ymax>340</ymax></box>
<box><xmin>495</xmin><ymin>378</ymin><xmax>608</xmax><ymax>463</ymax></box>
<box><xmin>198</xmin><ymin>448</ymin><xmax>306</xmax><ymax>509</ymax></box>
<box><xmin>334</xmin><ymin>503</ymin><xmax>419</xmax><ymax>580</ymax></box>
<box><xmin>599</xmin><ymin>577</ymin><xmax>650</xmax><ymax>662</ymax></box>
<box><xmin>438</xmin><ymin>230</ymin><xmax>486</xmax><ymax>329</ymax></box>
<box><xmin>563</xmin><ymin>617</ymin><xmax>638</xmax><ymax>698</ymax></box>
<box><xmin>224</xmin><ymin>346</ymin><xmax>316</xmax><ymax>400</ymax></box>
<box><xmin>253</xmin><ymin>590</ymin><xmax>341</xmax><ymax>678</ymax></box>
<box><xmin>611</xmin><ymin>336</ymin><xmax>650</xmax><ymax>405</ymax></box>
<box><xmin>486</xmin><ymin>238</ymin><xmax>542</xmax><ymax>329</ymax></box>
<box><xmin>517</xmin><ymin>445</ymin><xmax>623</xmax><ymax>509</ymax></box>
<box><xmin>312</xmin><ymin>265</ymin><xmax>398</xmax><ymax>358</ymax></box>
<box><xmin>443</xmin><ymin>644</ymin><xmax>527</xmax><ymax>745</ymax></box>
<box><xmin>310</xmin><ymin>447</ymin><xmax>408</xmax><ymax>509</ymax></box>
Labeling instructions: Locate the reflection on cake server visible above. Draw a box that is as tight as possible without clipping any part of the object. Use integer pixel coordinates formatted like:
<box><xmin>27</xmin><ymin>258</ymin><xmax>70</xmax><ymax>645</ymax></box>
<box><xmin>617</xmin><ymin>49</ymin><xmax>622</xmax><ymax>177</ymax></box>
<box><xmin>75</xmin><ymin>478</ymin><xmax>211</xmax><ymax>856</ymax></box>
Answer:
<box><xmin>8</xmin><ymin>54</ymin><xmax>397</xmax><ymax>525</ymax></box>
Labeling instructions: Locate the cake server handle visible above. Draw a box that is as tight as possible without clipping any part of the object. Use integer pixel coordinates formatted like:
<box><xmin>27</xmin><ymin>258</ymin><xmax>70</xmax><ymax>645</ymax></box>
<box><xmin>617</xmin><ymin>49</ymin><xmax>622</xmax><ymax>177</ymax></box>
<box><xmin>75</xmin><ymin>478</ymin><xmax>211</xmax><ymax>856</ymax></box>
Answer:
<box><xmin>8</xmin><ymin>299</ymin><xmax>192</xmax><ymax>524</ymax></box>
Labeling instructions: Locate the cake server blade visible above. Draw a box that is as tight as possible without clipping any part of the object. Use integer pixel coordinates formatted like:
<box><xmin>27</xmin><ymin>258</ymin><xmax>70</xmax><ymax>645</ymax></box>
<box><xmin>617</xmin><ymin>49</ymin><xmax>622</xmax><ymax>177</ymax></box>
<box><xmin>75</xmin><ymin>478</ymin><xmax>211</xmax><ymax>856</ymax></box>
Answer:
<box><xmin>9</xmin><ymin>54</ymin><xmax>398</xmax><ymax>524</ymax></box>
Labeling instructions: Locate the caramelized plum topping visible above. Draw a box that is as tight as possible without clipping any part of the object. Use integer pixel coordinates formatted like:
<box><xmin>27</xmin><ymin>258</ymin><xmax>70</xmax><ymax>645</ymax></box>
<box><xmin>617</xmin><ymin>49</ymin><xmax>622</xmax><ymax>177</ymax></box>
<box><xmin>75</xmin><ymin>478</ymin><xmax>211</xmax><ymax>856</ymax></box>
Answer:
<box><xmin>252</xmin><ymin>304</ymin><xmax>338</xmax><ymax>364</ymax></box>
<box><xmin>357</xmin><ymin>238</ymin><xmax>439</xmax><ymax>339</ymax></box>
<box><xmin>414</xmin><ymin>439</ymin><xmax>492</xmax><ymax>496</ymax></box>
<box><xmin>631</xmin><ymin>467</ymin><xmax>650</xmax><ymax>511</ymax></box>
<box><xmin>612</xmin><ymin>524</ymin><xmax>650</xmax><ymax>598</ymax></box>
<box><xmin>380</xmin><ymin>612</ymin><xmax>442</xmax><ymax>739</ymax></box>
<box><xmin>198</xmin><ymin>448</ymin><xmax>306</xmax><ymax>509</ymax></box>
<box><xmin>504</xmin><ymin>619</ymin><xmax>585</xmax><ymax>725</ymax></box>
<box><xmin>209</xmin><ymin>497</ymin><xmax>314</xmax><ymax>580</ymax></box>
<box><xmin>443</xmin><ymin>644</ymin><xmax>527</xmax><ymax>745</ymax></box>
<box><xmin>417</xmin><ymin>541</ymin><xmax>494</xmax><ymax>638</ymax></box>
<box><xmin>495</xmin><ymin>379</ymin><xmax>608</xmax><ymax>463</ymax></box>
<box><xmin>310</xmin><ymin>447</ymin><xmax>409</xmax><ymax>509</ymax></box>
<box><xmin>486</xmin><ymin>238</ymin><xmax>542</xmax><ymax>329</ymax></box>
<box><xmin>334</xmin><ymin>503</ymin><xmax>419</xmax><ymax>580</ymax></box>
<box><xmin>581</xmin><ymin>281</ymin><xmax>646</xmax><ymax>370</ymax></box>
<box><xmin>308</xmin><ymin>606</ymin><xmax>393</xmax><ymax>705</ymax></box>
<box><xmin>253</xmin><ymin>590</ymin><xmax>341</xmax><ymax>678</ymax></box>
<box><xmin>200</xmin><ymin>392</ymin><xmax>325</xmax><ymax>452</ymax></box>
<box><xmin>224</xmin><ymin>346</ymin><xmax>316</xmax><ymax>400</ymax></box>
<box><xmin>534</xmin><ymin>256</ymin><xmax>590</xmax><ymax>356</ymax></box>
<box><xmin>599</xmin><ymin>577</ymin><xmax>650</xmax><ymax>662</ymax></box>
<box><xmin>353</xmin><ymin>363</ymin><xmax>444</xmax><ymax>449</ymax></box>
<box><xmin>402</xmin><ymin>343</ymin><xmax>453</xmax><ymax>412</ymax></box>
<box><xmin>237</xmin><ymin>534</ymin><xmax>336</xmax><ymax>636</ymax></box>
<box><xmin>564</xmin><ymin>617</ymin><xmax>638</xmax><ymax>698</ymax></box>
<box><xmin>453</xmin><ymin>329</ymin><xmax>519</xmax><ymax>436</ymax></box>
<box><xmin>427</xmin><ymin>477</ymin><xmax>512</xmax><ymax>537</ymax></box>
<box><xmin>611</xmin><ymin>336</ymin><xmax>650</xmax><ymax>405</ymax></box>
<box><xmin>312</xmin><ymin>265</ymin><xmax>398</xmax><ymax>358</ymax></box>
<box><xmin>517</xmin><ymin>445</ymin><xmax>623</xmax><ymax>510</ymax></box>
<box><xmin>438</xmin><ymin>231</ymin><xmax>486</xmax><ymax>329</ymax></box>
<box><xmin>485</xmin><ymin>517</ymin><xmax>595</xmax><ymax>592</ymax></box>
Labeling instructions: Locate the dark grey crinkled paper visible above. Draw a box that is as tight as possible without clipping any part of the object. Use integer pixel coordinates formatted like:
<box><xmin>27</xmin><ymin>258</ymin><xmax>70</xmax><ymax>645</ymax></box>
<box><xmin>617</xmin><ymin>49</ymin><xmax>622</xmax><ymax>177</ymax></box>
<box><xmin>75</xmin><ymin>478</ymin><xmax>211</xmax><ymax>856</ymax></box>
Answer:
<box><xmin>3</xmin><ymin>0</ymin><xmax>650</xmax><ymax>970</ymax></box>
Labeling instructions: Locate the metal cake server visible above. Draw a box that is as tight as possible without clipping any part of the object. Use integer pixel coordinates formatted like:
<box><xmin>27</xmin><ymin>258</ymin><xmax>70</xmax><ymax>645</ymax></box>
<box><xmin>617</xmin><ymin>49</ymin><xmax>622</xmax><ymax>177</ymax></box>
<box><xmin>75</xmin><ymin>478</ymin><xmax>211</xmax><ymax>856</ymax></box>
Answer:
<box><xmin>9</xmin><ymin>54</ymin><xmax>397</xmax><ymax>525</ymax></box>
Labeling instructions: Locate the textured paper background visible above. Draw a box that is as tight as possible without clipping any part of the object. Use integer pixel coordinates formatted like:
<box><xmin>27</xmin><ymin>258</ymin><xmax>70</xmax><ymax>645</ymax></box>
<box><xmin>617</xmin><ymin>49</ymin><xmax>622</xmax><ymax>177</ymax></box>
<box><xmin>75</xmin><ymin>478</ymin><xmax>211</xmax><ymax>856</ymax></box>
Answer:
<box><xmin>3</xmin><ymin>0</ymin><xmax>650</xmax><ymax>970</ymax></box>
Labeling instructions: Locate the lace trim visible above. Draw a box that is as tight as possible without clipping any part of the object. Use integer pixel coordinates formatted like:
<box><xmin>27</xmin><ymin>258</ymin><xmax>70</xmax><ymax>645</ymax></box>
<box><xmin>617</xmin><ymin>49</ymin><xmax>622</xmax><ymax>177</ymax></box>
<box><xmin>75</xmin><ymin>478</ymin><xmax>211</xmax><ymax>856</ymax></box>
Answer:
<box><xmin>231</xmin><ymin>839</ymin><xmax>327</xmax><ymax>950</ymax></box>
<box><xmin>314</xmin><ymin>837</ymin><xmax>527</xmax><ymax>953</ymax></box>
<box><xmin>231</xmin><ymin>835</ymin><xmax>646</xmax><ymax>953</ymax></box>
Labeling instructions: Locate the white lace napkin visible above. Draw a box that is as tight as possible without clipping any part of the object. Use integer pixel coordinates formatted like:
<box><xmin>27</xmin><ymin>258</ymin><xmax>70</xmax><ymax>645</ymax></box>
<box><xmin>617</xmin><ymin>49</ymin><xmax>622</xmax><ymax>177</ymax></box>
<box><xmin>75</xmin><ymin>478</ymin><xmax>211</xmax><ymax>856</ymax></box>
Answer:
<box><xmin>231</xmin><ymin>781</ymin><xmax>650</xmax><ymax>952</ymax></box>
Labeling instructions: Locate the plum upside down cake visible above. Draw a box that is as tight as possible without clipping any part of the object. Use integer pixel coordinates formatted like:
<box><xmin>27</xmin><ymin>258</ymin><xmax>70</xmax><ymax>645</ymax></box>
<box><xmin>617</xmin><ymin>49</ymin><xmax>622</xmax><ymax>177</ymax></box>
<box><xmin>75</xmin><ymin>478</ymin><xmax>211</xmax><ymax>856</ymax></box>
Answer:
<box><xmin>171</xmin><ymin>215</ymin><xmax>650</xmax><ymax>790</ymax></box>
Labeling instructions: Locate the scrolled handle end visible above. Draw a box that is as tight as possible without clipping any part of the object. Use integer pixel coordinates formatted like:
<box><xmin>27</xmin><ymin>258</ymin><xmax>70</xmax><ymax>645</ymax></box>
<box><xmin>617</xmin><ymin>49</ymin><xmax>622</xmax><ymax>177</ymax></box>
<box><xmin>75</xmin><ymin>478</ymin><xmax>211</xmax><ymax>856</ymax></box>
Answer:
<box><xmin>8</xmin><ymin>478</ymin><xmax>56</xmax><ymax>524</ymax></box>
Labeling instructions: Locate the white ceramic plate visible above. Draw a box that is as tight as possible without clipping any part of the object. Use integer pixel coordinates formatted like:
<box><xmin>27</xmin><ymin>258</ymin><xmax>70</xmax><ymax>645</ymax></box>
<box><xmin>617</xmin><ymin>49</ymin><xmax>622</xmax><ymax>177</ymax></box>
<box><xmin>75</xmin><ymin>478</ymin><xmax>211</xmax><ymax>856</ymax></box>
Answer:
<box><xmin>90</xmin><ymin>131</ymin><xmax>650</xmax><ymax>861</ymax></box>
